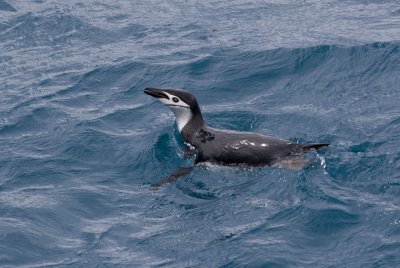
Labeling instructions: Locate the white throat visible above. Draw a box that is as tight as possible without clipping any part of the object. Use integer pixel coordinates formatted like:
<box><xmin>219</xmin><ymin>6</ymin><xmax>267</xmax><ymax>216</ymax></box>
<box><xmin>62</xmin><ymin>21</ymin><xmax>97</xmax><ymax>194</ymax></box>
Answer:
<box><xmin>170</xmin><ymin>107</ymin><xmax>192</xmax><ymax>132</ymax></box>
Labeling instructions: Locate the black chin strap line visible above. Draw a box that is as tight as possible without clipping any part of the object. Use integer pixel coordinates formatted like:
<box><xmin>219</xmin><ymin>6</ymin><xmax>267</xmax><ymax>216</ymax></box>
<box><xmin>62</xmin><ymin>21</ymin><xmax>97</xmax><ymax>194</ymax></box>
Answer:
<box><xmin>167</xmin><ymin>104</ymin><xmax>190</xmax><ymax>109</ymax></box>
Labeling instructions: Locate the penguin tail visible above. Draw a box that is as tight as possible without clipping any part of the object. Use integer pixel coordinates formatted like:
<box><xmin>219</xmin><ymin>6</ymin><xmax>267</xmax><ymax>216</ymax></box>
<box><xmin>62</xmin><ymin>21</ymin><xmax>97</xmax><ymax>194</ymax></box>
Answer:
<box><xmin>301</xmin><ymin>143</ymin><xmax>329</xmax><ymax>151</ymax></box>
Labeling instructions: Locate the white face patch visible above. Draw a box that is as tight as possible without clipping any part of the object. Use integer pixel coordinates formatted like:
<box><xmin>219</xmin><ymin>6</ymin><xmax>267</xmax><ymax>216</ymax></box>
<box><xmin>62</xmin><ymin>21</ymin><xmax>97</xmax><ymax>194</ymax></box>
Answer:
<box><xmin>157</xmin><ymin>91</ymin><xmax>193</xmax><ymax>132</ymax></box>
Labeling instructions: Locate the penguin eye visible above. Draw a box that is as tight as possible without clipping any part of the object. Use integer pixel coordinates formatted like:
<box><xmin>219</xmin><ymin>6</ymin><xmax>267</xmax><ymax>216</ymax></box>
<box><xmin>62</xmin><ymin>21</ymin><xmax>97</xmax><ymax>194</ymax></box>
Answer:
<box><xmin>172</xmin><ymin>97</ymin><xmax>179</xmax><ymax>103</ymax></box>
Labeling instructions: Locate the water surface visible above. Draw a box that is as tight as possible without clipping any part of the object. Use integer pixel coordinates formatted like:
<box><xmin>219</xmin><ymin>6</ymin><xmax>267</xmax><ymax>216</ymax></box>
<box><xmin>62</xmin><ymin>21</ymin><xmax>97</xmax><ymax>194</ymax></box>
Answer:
<box><xmin>0</xmin><ymin>0</ymin><xmax>400</xmax><ymax>267</ymax></box>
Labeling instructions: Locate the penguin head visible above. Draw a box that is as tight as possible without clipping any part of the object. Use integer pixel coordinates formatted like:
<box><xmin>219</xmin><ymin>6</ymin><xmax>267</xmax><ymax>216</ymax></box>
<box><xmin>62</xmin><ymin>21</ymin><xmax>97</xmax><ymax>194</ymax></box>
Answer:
<box><xmin>144</xmin><ymin>87</ymin><xmax>203</xmax><ymax>132</ymax></box>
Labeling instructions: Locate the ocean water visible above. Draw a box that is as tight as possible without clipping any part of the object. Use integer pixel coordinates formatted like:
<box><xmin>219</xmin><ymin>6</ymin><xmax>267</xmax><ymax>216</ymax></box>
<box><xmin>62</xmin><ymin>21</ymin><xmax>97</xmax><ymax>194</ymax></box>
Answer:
<box><xmin>1</xmin><ymin>0</ymin><xmax>400</xmax><ymax>267</ymax></box>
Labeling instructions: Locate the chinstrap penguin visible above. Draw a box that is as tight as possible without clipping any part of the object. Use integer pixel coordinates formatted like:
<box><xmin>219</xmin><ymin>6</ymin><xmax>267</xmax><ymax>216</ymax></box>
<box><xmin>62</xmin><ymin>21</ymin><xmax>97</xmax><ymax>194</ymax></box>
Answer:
<box><xmin>144</xmin><ymin>87</ymin><xmax>328</xmax><ymax>187</ymax></box>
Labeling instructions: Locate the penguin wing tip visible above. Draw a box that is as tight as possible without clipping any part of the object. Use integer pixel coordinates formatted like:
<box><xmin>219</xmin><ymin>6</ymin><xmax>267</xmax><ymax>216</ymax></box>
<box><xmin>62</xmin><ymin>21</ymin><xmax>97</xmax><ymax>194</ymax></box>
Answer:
<box><xmin>302</xmin><ymin>143</ymin><xmax>330</xmax><ymax>150</ymax></box>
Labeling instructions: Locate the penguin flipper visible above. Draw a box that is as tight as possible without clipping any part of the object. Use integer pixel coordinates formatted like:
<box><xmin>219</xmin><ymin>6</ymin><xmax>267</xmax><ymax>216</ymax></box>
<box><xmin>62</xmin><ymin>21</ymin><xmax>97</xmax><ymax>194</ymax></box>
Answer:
<box><xmin>150</xmin><ymin>166</ymin><xmax>194</xmax><ymax>191</ymax></box>
<box><xmin>301</xmin><ymin>143</ymin><xmax>329</xmax><ymax>151</ymax></box>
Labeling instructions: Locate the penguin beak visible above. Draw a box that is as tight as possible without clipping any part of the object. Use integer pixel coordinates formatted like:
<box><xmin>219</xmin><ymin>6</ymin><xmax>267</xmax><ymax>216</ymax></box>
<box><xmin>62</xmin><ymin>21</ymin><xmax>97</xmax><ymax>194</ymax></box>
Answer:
<box><xmin>144</xmin><ymin>88</ymin><xmax>169</xmax><ymax>100</ymax></box>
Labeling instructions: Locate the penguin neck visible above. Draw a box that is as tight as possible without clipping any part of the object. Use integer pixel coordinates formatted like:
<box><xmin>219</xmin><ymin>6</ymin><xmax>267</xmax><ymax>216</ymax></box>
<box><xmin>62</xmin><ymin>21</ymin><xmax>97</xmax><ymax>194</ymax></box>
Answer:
<box><xmin>180</xmin><ymin>112</ymin><xmax>205</xmax><ymax>142</ymax></box>
<box><xmin>170</xmin><ymin>108</ymin><xmax>189</xmax><ymax>132</ymax></box>
<box><xmin>170</xmin><ymin>107</ymin><xmax>202</xmax><ymax>132</ymax></box>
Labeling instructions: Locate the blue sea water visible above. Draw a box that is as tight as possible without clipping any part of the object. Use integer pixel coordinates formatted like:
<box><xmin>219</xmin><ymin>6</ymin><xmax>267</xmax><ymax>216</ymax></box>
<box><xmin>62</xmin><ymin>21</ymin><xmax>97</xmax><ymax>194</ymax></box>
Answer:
<box><xmin>1</xmin><ymin>0</ymin><xmax>400</xmax><ymax>267</ymax></box>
